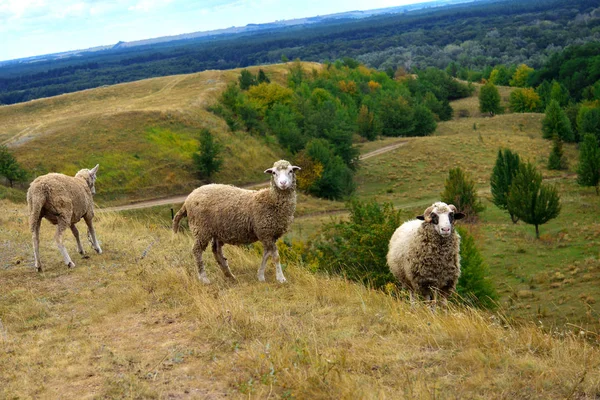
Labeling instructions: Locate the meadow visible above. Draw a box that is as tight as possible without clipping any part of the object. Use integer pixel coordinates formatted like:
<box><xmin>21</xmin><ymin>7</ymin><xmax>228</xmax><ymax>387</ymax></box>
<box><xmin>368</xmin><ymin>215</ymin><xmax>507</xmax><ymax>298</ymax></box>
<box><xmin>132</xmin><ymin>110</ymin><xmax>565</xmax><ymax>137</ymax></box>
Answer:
<box><xmin>1</xmin><ymin>63</ymin><xmax>600</xmax><ymax>398</ymax></box>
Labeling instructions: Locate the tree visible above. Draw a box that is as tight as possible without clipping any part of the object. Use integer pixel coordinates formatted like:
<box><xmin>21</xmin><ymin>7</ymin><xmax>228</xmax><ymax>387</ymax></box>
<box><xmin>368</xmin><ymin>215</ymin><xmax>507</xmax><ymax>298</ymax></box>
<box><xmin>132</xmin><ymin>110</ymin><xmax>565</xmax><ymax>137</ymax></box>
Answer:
<box><xmin>357</xmin><ymin>104</ymin><xmax>378</xmax><ymax>141</ymax></box>
<box><xmin>0</xmin><ymin>145</ymin><xmax>27</xmax><ymax>187</ymax></box>
<box><xmin>576</xmin><ymin>133</ymin><xmax>600</xmax><ymax>195</ymax></box>
<box><xmin>257</xmin><ymin>69</ymin><xmax>270</xmax><ymax>84</ymax></box>
<box><xmin>192</xmin><ymin>129</ymin><xmax>222</xmax><ymax>182</ymax></box>
<box><xmin>440</xmin><ymin>167</ymin><xmax>484</xmax><ymax>222</ymax></box>
<box><xmin>542</xmin><ymin>100</ymin><xmax>574</xmax><ymax>142</ymax></box>
<box><xmin>479</xmin><ymin>81</ymin><xmax>502</xmax><ymax>116</ymax></box>
<box><xmin>509</xmin><ymin>64</ymin><xmax>534</xmax><ymax>87</ymax></box>
<box><xmin>456</xmin><ymin>227</ymin><xmax>498</xmax><ymax>309</ymax></box>
<box><xmin>547</xmin><ymin>135</ymin><xmax>567</xmax><ymax>170</ymax></box>
<box><xmin>489</xmin><ymin>65</ymin><xmax>510</xmax><ymax>86</ymax></box>
<box><xmin>577</xmin><ymin>106</ymin><xmax>600</xmax><ymax>143</ymax></box>
<box><xmin>507</xmin><ymin>162</ymin><xmax>561</xmax><ymax>238</ymax></box>
<box><xmin>411</xmin><ymin>104</ymin><xmax>437</xmax><ymax>136</ymax></box>
<box><xmin>490</xmin><ymin>148</ymin><xmax>521</xmax><ymax>223</ymax></box>
<box><xmin>379</xmin><ymin>95</ymin><xmax>415</xmax><ymax>136</ymax></box>
<box><xmin>509</xmin><ymin>88</ymin><xmax>541</xmax><ymax>113</ymax></box>
<box><xmin>238</xmin><ymin>69</ymin><xmax>257</xmax><ymax>90</ymax></box>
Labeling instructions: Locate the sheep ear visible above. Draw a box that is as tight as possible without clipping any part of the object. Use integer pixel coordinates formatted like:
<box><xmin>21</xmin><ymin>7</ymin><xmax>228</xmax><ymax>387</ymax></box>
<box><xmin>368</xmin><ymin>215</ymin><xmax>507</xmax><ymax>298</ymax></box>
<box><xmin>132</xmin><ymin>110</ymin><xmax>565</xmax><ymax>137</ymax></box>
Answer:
<box><xmin>454</xmin><ymin>212</ymin><xmax>466</xmax><ymax>220</ymax></box>
<box><xmin>292</xmin><ymin>166</ymin><xmax>301</xmax><ymax>172</ymax></box>
<box><xmin>264</xmin><ymin>168</ymin><xmax>274</xmax><ymax>174</ymax></box>
<box><xmin>416</xmin><ymin>215</ymin><xmax>425</xmax><ymax>220</ymax></box>
<box><xmin>90</xmin><ymin>164</ymin><xmax>99</xmax><ymax>176</ymax></box>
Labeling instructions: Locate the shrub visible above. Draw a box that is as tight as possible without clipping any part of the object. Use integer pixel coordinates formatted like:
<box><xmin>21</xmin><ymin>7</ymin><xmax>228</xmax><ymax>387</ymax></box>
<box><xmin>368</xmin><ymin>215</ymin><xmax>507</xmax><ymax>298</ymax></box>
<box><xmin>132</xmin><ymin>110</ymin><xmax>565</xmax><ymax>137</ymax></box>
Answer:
<box><xmin>0</xmin><ymin>145</ymin><xmax>27</xmax><ymax>188</ymax></box>
<box><xmin>440</xmin><ymin>167</ymin><xmax>484</xmax><ymax>222</ymax></box>
<box><xmin>479</xmin><ymin>81</ymin><xmax>502</xmax><ymax>116</ymax></box>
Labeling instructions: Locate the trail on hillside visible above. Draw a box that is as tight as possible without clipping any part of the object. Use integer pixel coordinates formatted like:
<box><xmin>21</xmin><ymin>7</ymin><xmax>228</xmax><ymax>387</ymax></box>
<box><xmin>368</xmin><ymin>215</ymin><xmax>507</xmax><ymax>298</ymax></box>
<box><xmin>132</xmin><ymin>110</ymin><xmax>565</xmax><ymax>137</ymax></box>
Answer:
<box><xmin>99</xmin><ymin>140</ymin><xmax>408</xmax><ymax>213</ymax></box>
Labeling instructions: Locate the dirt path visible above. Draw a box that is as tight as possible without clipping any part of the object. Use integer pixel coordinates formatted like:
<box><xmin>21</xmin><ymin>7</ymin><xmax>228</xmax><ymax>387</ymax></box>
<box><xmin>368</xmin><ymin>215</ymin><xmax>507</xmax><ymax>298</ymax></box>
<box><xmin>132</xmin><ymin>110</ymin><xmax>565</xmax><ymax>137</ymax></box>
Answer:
<box><xmin>99</xmin><ymin>140</ymin><xmax>408</xmax><ymax>213</ymax></box>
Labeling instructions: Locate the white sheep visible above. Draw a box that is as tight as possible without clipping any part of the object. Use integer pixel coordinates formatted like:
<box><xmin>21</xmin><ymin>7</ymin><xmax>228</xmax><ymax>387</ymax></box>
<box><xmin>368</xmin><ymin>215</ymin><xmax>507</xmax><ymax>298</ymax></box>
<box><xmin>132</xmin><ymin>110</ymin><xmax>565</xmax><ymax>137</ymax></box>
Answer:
<box><xmin>386</xmin><ymin>202</ymin><xmax>465</xmax><ymax>305</ymax></box>
<box><xmin>172</xmin><ymin>160</ymin><xmax>300</xmax><ymax>284</ymax></box>
<box><xmin>27</xmin><ymin>165</ymin><xmax>102</xmax><ymax>272</ymax></box>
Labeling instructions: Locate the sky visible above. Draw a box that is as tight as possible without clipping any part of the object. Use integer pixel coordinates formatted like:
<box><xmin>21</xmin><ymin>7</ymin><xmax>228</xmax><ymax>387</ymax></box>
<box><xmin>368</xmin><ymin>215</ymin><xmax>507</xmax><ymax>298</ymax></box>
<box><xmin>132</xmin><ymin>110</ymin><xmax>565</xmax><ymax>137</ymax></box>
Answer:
<box><xmin>0</xmin><ymin>0</ymin><xmax>425</xmax><ymax>62</ymax></box>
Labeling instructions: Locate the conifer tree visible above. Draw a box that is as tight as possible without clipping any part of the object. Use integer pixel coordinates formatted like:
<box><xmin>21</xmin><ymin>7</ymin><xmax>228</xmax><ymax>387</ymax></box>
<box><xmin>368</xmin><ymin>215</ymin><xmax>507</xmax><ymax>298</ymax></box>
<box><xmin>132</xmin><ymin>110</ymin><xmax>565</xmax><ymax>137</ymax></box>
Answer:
<box><xmin>542</xmin><ymin>100</ymin><xmax>574</xmax><ymax>142</ymax></box>
<box><xmin>490</xmin><ymin>148</ymin><xmax>521</xmax><ymax>223</ymax></box>
<box><xmin>0</xmin><ymin>145</ymin><xmax>27</xmax><ymax>187</ymax></box>
<box><xmin>577</xmin><ymin>133</ymin><xmax>600</xmax><ymax>195</ymax></box>
<box><xmin>440</xmin><ymin>167</ymin><xmax>483</xmax><ymax>222</ymax></box>
<box><xmin>193</xmin><ymin>129</ymin><xmax>223</xmax><ymax>182</ymax></box>
<box><xmin>507</xmin><ymin>162</ymin><xmax>561</xmax><ymax>238</ymax></box>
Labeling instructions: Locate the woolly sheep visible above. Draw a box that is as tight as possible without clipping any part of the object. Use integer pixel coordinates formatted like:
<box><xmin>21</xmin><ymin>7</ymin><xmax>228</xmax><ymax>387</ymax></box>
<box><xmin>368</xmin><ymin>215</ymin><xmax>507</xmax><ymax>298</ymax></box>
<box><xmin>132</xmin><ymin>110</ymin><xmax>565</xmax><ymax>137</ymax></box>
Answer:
<box><xmin>172</xmin><ymin>160</ymin><xmax>300</xmax><ymax>284</ymax></box>
<box><xmin>27</xmin><ymin>165</ymin><xmax>102</xmax><ymax>272</ymax></box>
<box><xmin>386</xmin><ymin>201</ymin><xmax>465</xmax><ymax>305</ymax></box>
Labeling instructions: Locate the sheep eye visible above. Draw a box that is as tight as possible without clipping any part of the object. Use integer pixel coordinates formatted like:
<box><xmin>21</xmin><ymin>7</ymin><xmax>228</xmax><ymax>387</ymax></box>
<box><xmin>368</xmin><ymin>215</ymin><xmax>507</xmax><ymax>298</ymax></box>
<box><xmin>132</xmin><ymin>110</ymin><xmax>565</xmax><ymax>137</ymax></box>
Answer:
<box><xmin>449</xmin><ymin>213</ymin><xmax>454</xmax><ymax>223</ymax></box>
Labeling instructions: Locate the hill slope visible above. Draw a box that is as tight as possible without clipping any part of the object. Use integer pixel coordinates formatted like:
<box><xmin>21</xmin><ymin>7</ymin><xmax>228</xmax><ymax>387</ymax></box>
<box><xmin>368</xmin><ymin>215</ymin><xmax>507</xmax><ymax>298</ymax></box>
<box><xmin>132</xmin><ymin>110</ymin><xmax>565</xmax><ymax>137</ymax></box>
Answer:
<box><xmin>1</xmin><ymin>201</ymin><xmax>599</xmax><ymax>398</ymax></box>
<box><xmin>0</xmin><ymin>64</ymin><xmax>320</xmax><ymax>203</ymax></box>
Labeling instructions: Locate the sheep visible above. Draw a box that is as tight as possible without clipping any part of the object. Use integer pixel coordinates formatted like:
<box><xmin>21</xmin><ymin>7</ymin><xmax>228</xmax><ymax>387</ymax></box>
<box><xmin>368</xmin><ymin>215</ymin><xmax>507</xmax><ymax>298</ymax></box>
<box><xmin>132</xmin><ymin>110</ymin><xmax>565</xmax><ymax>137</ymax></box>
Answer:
<box><xmin>172</xmin><ymin>160</ymin><xmax>300</xmax><ymax>284</ymax></box>
<box><xmin>27</xmin><ymin>165</ymin><xmax>102</xmax><ymax>272</ymax></box>
<box><xmin>386</xmin><ymin>201</ymin><xmax>465</xmax><ymax>306</ymax></box>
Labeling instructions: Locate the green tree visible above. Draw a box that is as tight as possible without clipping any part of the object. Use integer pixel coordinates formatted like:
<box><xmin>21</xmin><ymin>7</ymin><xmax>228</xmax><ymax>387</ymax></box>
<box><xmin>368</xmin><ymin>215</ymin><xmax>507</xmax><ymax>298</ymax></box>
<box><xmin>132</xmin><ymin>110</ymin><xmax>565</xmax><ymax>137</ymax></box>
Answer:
<box><xmin>490</xmin><ymin>148</ymin><xmax>521</xmax><ymax>223</ymax></box>
<box><xmin>257</xmin><ymin>69</ymin><xmax>270</xmax><ymax>84</ymax></box>
<box><xmin>238</xmin><ymin>69</ymin><xmax>257</xmax><ymax>90</ymax></box>
<box><xmin>0</xmin><ymin>145</ymin><xmax>27</xmax><ymax>187</ymax></box>
<box><xmin>379</xmin><ymin>95</ymin><xmax>415</xmax><ymax>136</ymax></box>
<box><xmin>479</xmin><ymin>81</ymin><xmax>502</xmax><ymax>116</ymax></box>
<box><xmin>411</xmin><ymin>104</ymin><xmax>437</xmax><ymax>136</ymax></box>
<box><xmin>456</xmin><ymin>227</ymin><xmax>498</xmax><ymax>309</ymax></box>
<box><xmin>440</xmin><ymin>167</ymin><xmax>484</xmax><ymax>222</ymax></box>
<box><xmin>550</xmin><ymin>80</ymin><xmax>570</xmax><ymax>107</ymax></box>
<box><xmin>576</xmin><ymin>133</ymin><xmax>600</xmax><ymax>195</ymax></box>
<box><xmin>192</xmin><ymin>129</ymin><xmax>223</xmax><ymax>182</ymax></box>
<box><xmin>489</xmin><ymin>65</ymin><xmax>510</xmax><ymax>86</ymax></box>
<box><xmin>305</xmin><ymin>139</ymin><xmax>355</xmax><ymax>200</ymax></box>
<box><xmin>577</xmin><ymin>106</ymin><xmax>600</xmax><ymax>143</ymax></box>
<box><xmin>357</xmin><ymin>104</ymin><xmax>378</xmax><ymax>141</ymax></box>
<box><xmin>507</xmin><ymin>162</ymin><xmax>561</xmax><ymax>238</ymax></box>
<box><xmin>547</xmin><ymin>136</ymin><xmax>567</xmax><ymax>170</ymax></box>
<box><xmin>542</xmin><ymin>100</ymin><xmax>574</xmax><ymax>142</ymax></box>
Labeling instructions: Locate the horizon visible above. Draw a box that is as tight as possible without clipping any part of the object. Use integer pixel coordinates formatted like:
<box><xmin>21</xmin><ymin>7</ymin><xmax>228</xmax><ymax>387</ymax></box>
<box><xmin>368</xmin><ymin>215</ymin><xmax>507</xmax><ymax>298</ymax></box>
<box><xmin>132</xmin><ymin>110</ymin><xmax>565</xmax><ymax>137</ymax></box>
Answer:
<box><xmin>0</xmin><ymin>0</ymin><xmax>428</xmax><ymax>63</ymax></box>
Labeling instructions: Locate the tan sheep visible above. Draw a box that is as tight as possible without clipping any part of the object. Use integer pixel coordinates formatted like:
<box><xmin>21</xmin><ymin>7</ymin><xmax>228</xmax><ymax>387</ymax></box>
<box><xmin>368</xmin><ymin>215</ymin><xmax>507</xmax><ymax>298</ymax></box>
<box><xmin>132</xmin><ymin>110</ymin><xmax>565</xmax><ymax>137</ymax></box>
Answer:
<box><xmin>387</xmin><ymin>202</ymin><xmax>465</xmax><ymax>307</ymax></box>
<box><xmin>27</xmin><ymin>165</ymin><xmax>102</xmax><ymax>272</ymax></box>
<box><xmin>173</xmin><ymin>160</ymin><xmax>300</xmax><ymax>284</ymax></box>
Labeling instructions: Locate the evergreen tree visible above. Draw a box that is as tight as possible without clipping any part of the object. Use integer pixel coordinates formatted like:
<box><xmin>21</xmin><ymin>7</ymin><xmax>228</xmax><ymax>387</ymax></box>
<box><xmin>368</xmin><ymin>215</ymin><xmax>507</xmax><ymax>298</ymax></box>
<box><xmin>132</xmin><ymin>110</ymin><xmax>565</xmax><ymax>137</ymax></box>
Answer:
<box><xmin>542</xmin><ymin>100</ymin><xmax>574</xmax><ymax>142</ymax></box>
<box><xmin>192</xmin><ymin>129</ymin><xmax>223</xmax><ymax>182</ymax></box>
<box><xmin>440</xmin><ymin>167</ymin><xmax>484</xmax><ymax>222</ymax></box>
<box><xmin>577</xmin><ymin>106</ymin><xmax>600</xmax><ymax>143</ymax></box>
<box><xmin>507</xmin><ymin>162</ymin><xmax>561</xmax><ymax>238</ymax></box>
<box><xmin>0</xmin><ymin>145</ymin><xmax>27</xmax><ymax>187</ymax></box>
<box><xmin>238</xmin><ymin>69</ymin><xmax>257</xmax><ymax>90</ymax></box>
<box><xmin>547</xmin><ymin>135</ymin><xmax>567</xmax><ymax>170</ymax></box>
<box><xmin>257</xmin><ymin>69</ymin><xmax>270</xmax><ymax>84</ymax></box>
<box><xmin>479</xmin><ymin>81</ymin><xmax>502</xmax><ymax>116</ymax></box>
<box><xmin>490</xmin><ymin>148</ymin><xmax>521</xmax><ymax>223</ymax></box>
<box><xmin>456</xmin><ymin>227</ymin><xmax>498</xmax><ymax>309</ymax></box>
<box><xmin>576</xmin><ymin>133</ymin><xmax>600</xmax><ymax>195</ymax></box>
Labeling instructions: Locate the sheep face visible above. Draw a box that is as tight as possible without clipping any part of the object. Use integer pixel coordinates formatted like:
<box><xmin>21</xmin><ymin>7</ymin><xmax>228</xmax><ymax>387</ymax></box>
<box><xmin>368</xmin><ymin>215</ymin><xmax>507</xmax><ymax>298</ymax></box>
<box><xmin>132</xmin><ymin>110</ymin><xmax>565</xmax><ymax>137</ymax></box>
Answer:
<box><xmin>75</xmin><ymin>164</ymin><xmax>99</xmax><ymax>195</ymax></box>
<box><xmin>416</xmin><ymin>202</ymin><xmax>465</xmax><ymax>237</ymax></box>
<box><xmin>264</xmin><ymin>160</ymin><xmax>301</xmax><ymax>191</ymax></box>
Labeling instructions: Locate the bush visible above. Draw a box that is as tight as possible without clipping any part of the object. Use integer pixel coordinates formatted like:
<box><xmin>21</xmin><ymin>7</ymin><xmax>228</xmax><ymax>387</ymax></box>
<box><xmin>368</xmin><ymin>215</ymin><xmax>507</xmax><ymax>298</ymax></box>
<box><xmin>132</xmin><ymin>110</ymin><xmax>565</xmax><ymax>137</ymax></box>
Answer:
<box><xmin>456</xmin><ymin>227</ymin><xmax>498</xmax><ymax>309</ymax></box>
<box><xmin>308</xmin><ymin>200</ymin><xmax>402</xmax><ymax>288</ymax></box>
<box><xmin>440</xmin><ymin>167</ymin><xmax>484</xmax><ymax>222</ymax></box>
<box><xmin>479</xmin><ymin>81</ymin><xmax>502</xmax><ymax>116</ymax></box>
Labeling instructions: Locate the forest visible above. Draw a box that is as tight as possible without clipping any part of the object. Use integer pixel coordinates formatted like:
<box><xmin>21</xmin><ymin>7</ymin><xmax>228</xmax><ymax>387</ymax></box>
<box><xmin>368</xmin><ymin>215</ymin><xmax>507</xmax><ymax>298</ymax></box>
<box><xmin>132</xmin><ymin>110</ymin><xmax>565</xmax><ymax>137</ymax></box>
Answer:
<box><xmin>0</xmin><ymin>0</ymin><xmax>599</xmax><ymax>105</ymax></box>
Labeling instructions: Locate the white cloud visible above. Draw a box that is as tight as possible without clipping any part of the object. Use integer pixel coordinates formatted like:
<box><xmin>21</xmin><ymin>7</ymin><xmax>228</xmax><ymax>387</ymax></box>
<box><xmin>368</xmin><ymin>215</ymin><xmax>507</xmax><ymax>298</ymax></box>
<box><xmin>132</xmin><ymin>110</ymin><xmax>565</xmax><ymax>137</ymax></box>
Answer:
<box><xmin>127</xmin><ymin>0</ymin><xmax>174</xmax><ymax>12</ymax></box>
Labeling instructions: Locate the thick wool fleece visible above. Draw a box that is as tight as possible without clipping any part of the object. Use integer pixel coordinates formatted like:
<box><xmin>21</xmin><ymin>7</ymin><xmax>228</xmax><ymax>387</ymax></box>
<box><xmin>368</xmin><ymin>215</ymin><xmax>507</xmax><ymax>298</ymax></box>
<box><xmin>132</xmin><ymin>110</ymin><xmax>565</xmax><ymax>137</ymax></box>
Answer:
<box><xmin>27</xmin><ymin>172</ymin><xmax>95</xmax><ymax>228</ymax></box>
<box><xmin>387</xmin><ymin>219</ymin><xmax>461</xmax><ymax>298</ymax></box>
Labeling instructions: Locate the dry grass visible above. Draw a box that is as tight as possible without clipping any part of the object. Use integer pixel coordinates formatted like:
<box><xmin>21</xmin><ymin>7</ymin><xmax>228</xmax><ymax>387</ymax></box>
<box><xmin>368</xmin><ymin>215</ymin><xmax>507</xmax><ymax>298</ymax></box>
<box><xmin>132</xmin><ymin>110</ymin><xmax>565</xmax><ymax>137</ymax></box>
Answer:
<box><xmin>1</xmin><ymin>200</ymin><xmax>600</xmax><ymax>399</ymax></box>
<box><xmin>0</xmin><ymin>63</ymin><xmax>322</xmax><ymax>204</ymax></box>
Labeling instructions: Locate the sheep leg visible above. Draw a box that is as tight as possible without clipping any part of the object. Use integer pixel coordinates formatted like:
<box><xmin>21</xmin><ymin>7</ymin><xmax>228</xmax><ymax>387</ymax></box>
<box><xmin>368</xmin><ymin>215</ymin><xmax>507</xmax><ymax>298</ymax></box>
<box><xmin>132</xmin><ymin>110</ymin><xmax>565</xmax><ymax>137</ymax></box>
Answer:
<box><xmin>70</xmin><ymin>224</ymin><xmax>86</xmax><ymax>256</ymax></box>
<box><xmin>258</xmin><ymin>242</ymin><xmax>286</xmax><ymax>283</ymax></box>
<box><xmin>193</xmin><ymin>239</ymin><xmax>210</xmax><ymax>284</ymax></box>
<box><xmin>212</xmin><ymin>240</ymin><xmax>236</xmax><ymax>280</ymax></box>
<box><xmin>84</xmin><ymin>215</ymin><xmax>102</xmax><ymax>254</ymax></box>
<box><xmin>55</xmin><ymin>221</ymin><xmax>75</xmax><ymax>268</ymax></box>
<box><xmin>31</xmin><ymin>217</ymin><xmax>43</xmax><ymax>272</ymax></box>
<box><xmin>272</xmin><ymin>245</ymin><xmax>287</xmax><ymax>283</ymax></box>
<box><xmin>257</xmin><ymin>243</ymin><xmax>273</xmax><ymax>282</ymax></box>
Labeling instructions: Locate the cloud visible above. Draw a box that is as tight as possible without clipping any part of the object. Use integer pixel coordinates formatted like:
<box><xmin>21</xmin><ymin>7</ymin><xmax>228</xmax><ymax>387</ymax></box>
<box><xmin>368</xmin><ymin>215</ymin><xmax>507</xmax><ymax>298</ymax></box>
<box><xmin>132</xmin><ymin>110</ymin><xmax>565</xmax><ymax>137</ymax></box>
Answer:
<box><xmin>127</xmin><ymin>0</ymin><xmax>175</xmax><ymax>12</ymax></box>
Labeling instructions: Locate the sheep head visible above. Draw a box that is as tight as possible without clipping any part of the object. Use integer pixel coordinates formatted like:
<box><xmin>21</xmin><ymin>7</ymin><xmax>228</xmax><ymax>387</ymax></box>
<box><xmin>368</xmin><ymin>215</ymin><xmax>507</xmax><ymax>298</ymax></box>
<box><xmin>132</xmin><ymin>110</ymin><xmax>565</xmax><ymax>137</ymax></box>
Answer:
<box><xmin>75</xmin><ymin>164</ymin><xmax>99</xmax><ymax>195</ymax></box>
<box><xmin>264</xmin><ymin>160</ymin><xmax>301</xmax><ymax>191</ymax></box>
<box><xmin>416</xmin><ymin>201</ymin><xmax>465</xmax><ymax>237</ymax></box>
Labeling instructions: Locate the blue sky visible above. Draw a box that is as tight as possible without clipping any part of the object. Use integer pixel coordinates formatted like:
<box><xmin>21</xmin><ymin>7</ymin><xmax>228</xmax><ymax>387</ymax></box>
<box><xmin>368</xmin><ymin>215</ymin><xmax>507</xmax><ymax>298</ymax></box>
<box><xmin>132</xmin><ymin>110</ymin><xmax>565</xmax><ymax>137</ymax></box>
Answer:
<box><xmin>0</xmin><ymin>0</ymin><xmax>424</xmax><ymax>62</ymax></box>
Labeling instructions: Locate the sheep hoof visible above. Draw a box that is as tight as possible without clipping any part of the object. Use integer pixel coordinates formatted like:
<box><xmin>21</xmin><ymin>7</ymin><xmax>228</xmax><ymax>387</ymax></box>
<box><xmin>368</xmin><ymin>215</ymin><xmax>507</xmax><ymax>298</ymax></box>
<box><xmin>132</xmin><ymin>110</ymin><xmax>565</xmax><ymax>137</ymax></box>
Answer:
<box><xmin>198</xmin><ymin>273</ymin><xmax>211</xmax><ymax>284</ymax></box>
<box><xmin>257</xmin><ymin>275</ymin><xmax>266</xmax><ymax>282</ymax></box>
<box><xmin>36</xmin><ymin>264</ymin><xmax>43</xmax><ymax>272</ymax></box>
<box><xmin>227</xmin><ymin>274</ymin><xmax>237</xmax><ymax>281</ymax></box>
<box><xmin>94</xmin><ymin>248</ymin><xmax>102</xmax><ymax>254</ymax></box>
<box><xmin>68</xmin><ymin>262</ymin><xmax>76</xmax><ymax>268</ymax></box>
<box><xmin>82</xmin><ymin>254</ymin><xmax>90</xmax><ymax>259</ymax></box>
<box><xmin>277</xmin><ymin>276</ymin><xmax>287</xmax><ymax>283</ymax></box>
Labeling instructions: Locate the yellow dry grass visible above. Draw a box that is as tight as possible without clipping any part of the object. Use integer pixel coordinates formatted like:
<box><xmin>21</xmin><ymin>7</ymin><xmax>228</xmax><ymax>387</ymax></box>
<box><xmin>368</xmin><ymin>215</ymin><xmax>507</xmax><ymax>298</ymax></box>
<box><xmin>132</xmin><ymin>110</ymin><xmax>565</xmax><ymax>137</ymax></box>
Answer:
<box><xmin>1</xmin><ymin>201</ymin><xmax>600</xmax><ymax>399</ymax></box>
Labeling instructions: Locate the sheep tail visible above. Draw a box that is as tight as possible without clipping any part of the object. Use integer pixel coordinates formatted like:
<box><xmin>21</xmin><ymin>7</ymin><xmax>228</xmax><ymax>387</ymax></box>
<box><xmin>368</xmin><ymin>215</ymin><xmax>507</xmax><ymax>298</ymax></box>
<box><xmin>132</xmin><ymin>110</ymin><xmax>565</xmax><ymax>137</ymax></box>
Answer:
<box><xmin>172</xmin><ymin>204</ymin><xmax>187</xmax><ymax>233</ymax></box>
<box><xmin>27</xmin><ymin>184</ymin><xmax>46</xmax><ymax>233</ymax></box>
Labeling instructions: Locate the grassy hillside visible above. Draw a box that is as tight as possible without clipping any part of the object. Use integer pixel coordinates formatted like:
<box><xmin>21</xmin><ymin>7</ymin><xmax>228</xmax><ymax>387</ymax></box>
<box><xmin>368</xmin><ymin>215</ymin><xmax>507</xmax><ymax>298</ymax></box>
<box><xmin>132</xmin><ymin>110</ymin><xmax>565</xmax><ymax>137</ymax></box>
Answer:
<box><xmin>0</xmin><ymin>64</ymin><xmax>322</xmax><ymax>204</ymax></box>
<box><xmin>1</xmin><ymin>201</ymin><xmax>599</xmax><ymax>399</ymax></box>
